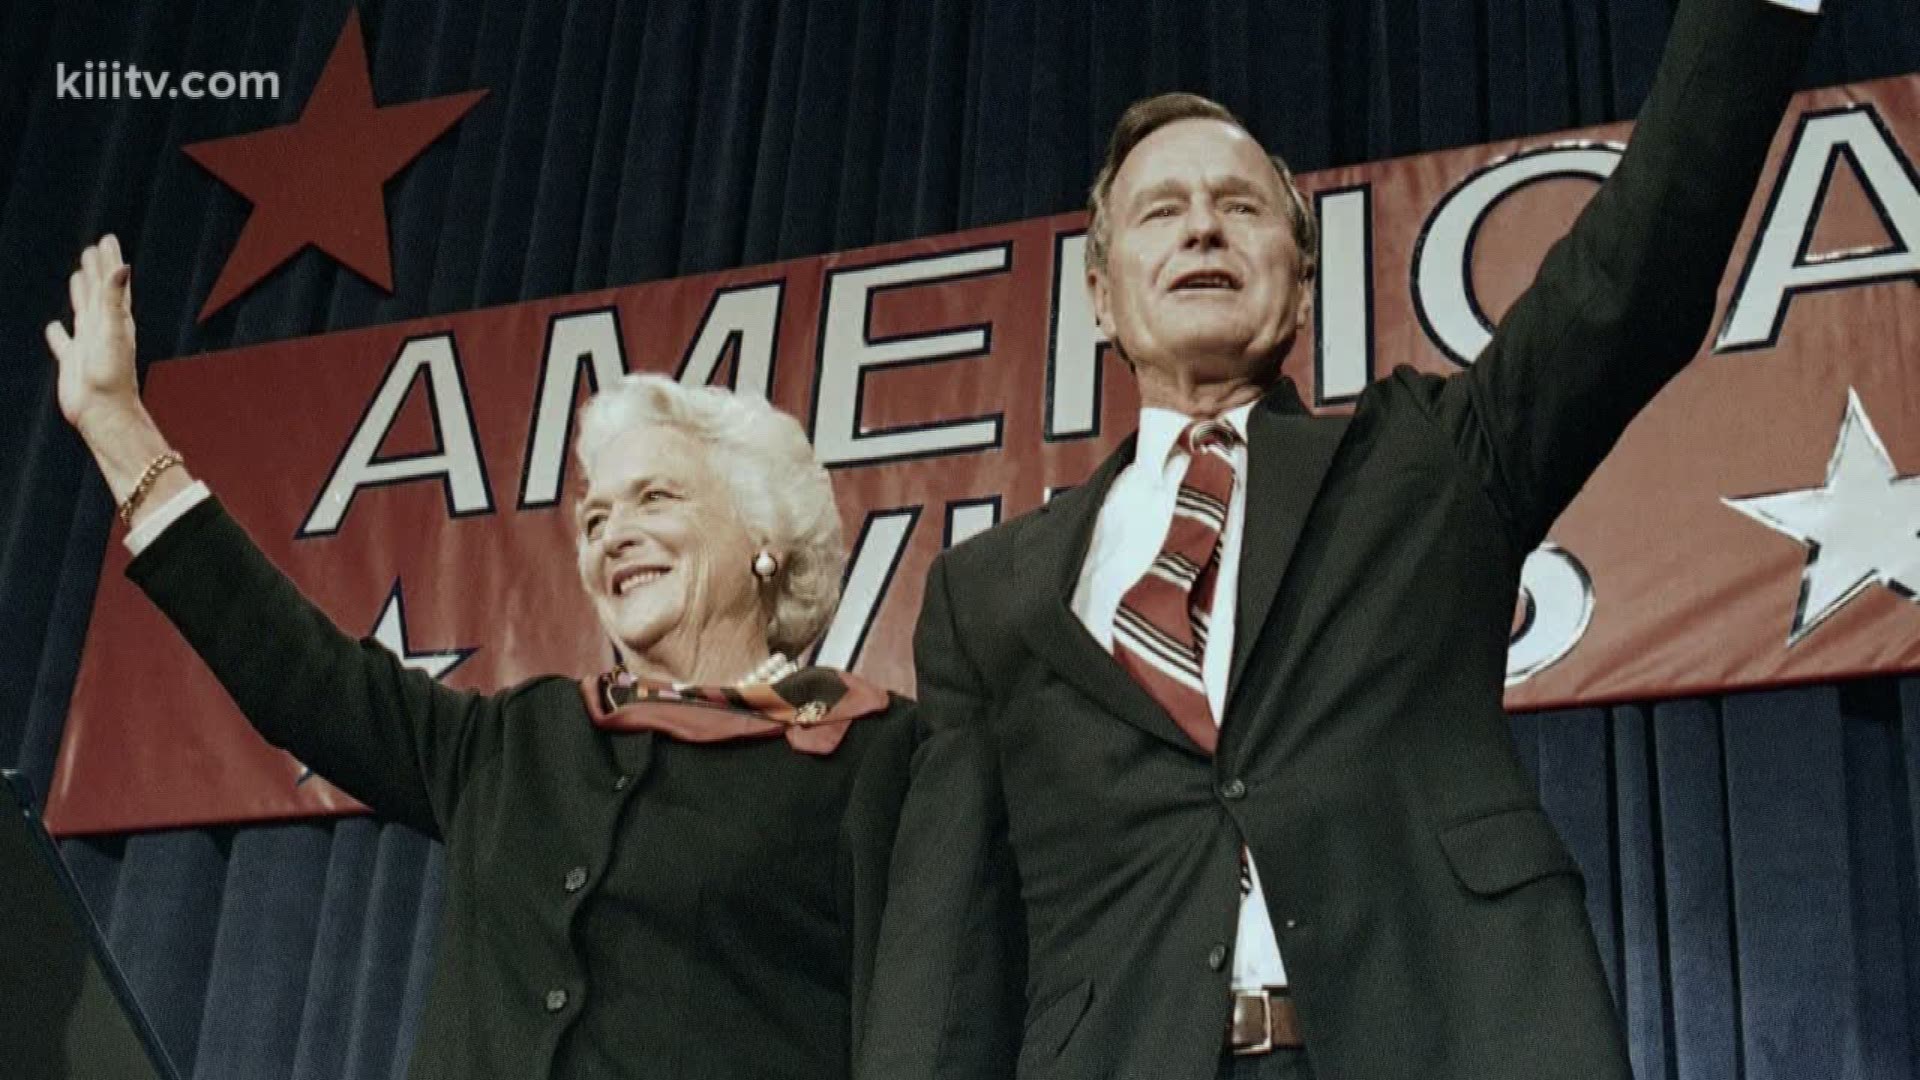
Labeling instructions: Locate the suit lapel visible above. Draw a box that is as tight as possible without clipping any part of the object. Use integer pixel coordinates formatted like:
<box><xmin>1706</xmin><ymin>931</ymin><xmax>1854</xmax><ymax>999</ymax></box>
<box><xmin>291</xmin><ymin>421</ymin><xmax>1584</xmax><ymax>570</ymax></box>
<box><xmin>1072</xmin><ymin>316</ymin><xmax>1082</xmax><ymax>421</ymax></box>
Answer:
<box><xmin>1229</xmin><ymin>383</ymin><xmax>1350</xmax><ymax>703</ymax></box>
<box><xmin>1014</xmin><ymin>435</ymin><xmax>1210</xmax><ymax>757</ymax></box>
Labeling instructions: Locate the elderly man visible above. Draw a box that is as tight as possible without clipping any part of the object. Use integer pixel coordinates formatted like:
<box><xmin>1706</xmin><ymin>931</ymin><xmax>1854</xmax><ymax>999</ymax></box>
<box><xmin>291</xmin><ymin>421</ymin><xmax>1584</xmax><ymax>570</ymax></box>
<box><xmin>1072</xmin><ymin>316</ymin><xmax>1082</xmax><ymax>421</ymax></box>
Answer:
<box><xmin>866</xmin><ymin>1</ymin><xmax>1820</xmax><ymax>1079</ymax></box>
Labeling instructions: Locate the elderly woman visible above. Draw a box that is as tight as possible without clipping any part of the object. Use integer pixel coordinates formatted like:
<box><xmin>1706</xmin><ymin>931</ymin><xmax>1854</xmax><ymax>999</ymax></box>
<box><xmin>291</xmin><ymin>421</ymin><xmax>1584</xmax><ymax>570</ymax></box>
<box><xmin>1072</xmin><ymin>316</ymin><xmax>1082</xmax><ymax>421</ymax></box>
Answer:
<box><xmin>44</xmin><ymin>236</ymin><xmax>913</xmax><ymax>1080</ymax></box>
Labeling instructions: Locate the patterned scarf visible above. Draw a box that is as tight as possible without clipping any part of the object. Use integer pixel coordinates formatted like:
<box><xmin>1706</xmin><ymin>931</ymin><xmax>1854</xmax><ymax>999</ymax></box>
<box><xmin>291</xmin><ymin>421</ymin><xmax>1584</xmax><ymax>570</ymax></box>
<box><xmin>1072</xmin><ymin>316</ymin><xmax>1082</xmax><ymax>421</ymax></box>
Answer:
<box><xmin>580</xmin><ymin>665</ymin><xmax>892</xmax><ymax>755</ymax></box>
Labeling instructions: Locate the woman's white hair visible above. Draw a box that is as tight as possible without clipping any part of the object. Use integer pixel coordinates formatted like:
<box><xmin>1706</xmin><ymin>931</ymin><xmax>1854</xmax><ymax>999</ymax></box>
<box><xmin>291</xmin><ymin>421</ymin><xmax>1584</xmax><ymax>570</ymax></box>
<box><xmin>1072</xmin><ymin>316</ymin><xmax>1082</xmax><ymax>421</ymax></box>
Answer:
<box><xmin>574</xmin><ymin>374</ymin><xmax>845</xmax><ymax>657</ymax></box>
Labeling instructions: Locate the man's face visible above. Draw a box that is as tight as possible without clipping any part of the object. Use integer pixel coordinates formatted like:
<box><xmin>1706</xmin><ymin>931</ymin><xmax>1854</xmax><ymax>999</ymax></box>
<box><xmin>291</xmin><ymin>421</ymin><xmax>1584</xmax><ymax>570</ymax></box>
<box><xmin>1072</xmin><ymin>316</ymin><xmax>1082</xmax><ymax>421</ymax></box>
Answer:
<box><xmin>1089</xmin><ymin>118</ymin><xmax>1311</xmax><ymax>387</ymax></box>
<box><xmin>574</xmin><ymin>425</ymin><xmax>762</xmax><ymax>672</ymax></box>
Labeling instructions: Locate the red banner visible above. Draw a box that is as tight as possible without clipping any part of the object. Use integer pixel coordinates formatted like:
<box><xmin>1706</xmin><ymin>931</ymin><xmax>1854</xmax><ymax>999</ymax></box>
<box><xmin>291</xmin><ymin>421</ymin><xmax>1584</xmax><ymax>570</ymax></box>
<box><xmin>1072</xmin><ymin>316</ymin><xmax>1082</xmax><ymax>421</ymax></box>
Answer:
<box><xmin>50</xmin><ymin>74</ymin><xmax>1920</xmax><ymax>835</ymax></box>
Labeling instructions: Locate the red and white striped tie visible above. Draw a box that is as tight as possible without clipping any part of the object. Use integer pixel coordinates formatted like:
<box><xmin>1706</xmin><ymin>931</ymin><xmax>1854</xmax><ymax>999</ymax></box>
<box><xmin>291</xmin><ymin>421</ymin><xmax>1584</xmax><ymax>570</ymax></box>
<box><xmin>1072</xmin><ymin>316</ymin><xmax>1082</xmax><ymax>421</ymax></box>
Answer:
<box><xmin>1112</xmin><ymin>419</ymin><xmax>1238</xmax><ymax>755</ymax></box>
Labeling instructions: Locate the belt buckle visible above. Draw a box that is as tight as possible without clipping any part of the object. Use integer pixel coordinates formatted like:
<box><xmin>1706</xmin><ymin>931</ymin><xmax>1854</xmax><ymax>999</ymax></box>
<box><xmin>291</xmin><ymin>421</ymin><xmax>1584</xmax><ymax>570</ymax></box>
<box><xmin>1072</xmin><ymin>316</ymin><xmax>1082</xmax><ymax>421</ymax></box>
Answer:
<box><xmin>1231</xmin><ymin>988</ymin><xmax>1274</xmax><ymax>1057</ymax></box>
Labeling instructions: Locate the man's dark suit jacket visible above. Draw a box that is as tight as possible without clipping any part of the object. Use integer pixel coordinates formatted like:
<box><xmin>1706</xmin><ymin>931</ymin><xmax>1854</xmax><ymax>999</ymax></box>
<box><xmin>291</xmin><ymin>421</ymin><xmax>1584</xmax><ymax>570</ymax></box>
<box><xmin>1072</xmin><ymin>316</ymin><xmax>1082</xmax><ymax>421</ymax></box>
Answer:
<box><xmin>863</xmin><ymin>1</ymin><xmax>1817</xmax><ymax>1079</ymax></box>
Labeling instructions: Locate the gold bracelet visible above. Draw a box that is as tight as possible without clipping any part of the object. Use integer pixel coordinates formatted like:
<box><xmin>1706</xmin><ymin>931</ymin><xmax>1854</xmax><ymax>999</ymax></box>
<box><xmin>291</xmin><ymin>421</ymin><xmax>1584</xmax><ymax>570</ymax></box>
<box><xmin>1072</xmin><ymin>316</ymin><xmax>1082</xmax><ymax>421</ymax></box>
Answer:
<box><xmin>118</xmin><ymin>451</ymin><xmax>184</xmax><ymax>526</ymax></box>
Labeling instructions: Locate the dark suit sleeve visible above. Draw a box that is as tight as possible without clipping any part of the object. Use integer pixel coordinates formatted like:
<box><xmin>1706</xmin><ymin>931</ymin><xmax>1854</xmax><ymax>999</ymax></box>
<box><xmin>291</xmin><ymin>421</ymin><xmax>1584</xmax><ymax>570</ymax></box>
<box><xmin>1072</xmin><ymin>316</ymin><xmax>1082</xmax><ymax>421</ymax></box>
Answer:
<box><xmin>859</xmin><ymin>553</ymin><xmax>1025</xmax><ymax>1080</ymax></box>
<box><xmin>842</xmin><ymin>699</ymin><xmax>917</xmax><ymax>1079</ymax></box>
<box><xmin>126</xmin><ymin>495</ymin><xmax>503</xmax><ymax>838</ymax></box>
<box><xmin>1409</xmin><ymin>0</ymin><xmax>1818</xmax><ymax>552</ymax></box>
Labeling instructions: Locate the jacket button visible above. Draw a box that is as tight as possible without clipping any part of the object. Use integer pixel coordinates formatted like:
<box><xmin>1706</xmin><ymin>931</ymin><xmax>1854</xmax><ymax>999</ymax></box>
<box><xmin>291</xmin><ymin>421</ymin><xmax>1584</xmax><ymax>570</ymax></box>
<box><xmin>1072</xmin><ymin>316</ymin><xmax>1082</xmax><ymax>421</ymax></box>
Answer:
<box><xmin>544</xmin><ymin>988</ymin><xmax>569</xmax><ymax>1013</ymax></box>
<box><xmin>1208</xmin><ymin>944</ymin><xmax>1229</xmax><ymax>970</ymax></box>
<box><xmin>613</xmin><ymin>776</ymin><xmax>631</xmax><ymax>792</ymax></box>
<box><xmin>1219</xmin><ymin>778</ymin><xmax>1246</xmax><ymax>800</ymax></box>
<box><xmin>564</xmin><ymin>867</ymin><xmax>589</xmax><ymax>893</ymax></box>
<box><xmin>1284</xmin><ymin>918</ymin><xmax>1300</xmax><ymax>930</ymax></box>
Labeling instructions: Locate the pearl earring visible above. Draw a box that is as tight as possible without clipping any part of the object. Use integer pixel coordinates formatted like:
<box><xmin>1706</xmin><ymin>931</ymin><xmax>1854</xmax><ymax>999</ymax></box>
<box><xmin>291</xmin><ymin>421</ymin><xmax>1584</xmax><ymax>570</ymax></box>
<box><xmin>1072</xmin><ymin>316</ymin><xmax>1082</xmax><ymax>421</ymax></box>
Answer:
<box><xmin>752</xmin><ymin>551</ymin><xmax>779</xmax><ymax>581</ymax></box>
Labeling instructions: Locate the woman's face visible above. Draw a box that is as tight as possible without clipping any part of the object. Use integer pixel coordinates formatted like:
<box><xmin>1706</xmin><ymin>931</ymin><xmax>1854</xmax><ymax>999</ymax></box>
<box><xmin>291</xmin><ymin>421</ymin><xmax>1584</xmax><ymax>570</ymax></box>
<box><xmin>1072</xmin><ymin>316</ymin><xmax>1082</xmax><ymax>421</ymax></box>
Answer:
<box><xmin>575</xmin><ymin>424</ymin><xmax>765</xmax><ymax>678</ymax></box>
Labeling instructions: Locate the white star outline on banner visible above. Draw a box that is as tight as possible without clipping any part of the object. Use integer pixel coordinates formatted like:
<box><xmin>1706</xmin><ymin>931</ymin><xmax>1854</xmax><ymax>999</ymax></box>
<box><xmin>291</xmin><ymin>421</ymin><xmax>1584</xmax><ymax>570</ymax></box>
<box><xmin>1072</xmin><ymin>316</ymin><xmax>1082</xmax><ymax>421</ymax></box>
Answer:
<box><xmin>1723</xmin><ymin>387</ymin><xmax>1920</xmax><ymax>646</ymax></box>
<box><xmin>295</xmin><ymin>579</ymin><xmax>477</xmax><ymax>786</ymax></box>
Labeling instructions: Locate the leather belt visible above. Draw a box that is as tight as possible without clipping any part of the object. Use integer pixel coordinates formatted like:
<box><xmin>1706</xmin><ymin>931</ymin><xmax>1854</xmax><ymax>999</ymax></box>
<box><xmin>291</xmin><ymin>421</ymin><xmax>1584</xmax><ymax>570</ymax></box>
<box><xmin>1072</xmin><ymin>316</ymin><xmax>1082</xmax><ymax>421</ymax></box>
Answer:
<box><xmin>1228</xmin><ymin>987</ymin><xmax>1302</xmax><ymax>1055</ymax></box>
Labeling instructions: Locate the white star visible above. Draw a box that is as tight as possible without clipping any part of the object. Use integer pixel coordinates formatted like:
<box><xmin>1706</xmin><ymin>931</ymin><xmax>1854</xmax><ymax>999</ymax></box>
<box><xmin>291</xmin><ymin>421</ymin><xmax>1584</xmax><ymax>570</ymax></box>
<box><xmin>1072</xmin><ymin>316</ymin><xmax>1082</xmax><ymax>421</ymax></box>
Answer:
<box><xmin>1724</xmin><ymin>388</ymin><xmax>1920</xmax><ymax>645</ymax></box>
<box><xmin>295</xmin><ymin>580</ymin><xmax>474</xmax><ymax>786</ymax></box>
<box><xmin>366</xmin><ymin>580</ymin><xmax>476</xmax><ymax>679</ymax></box>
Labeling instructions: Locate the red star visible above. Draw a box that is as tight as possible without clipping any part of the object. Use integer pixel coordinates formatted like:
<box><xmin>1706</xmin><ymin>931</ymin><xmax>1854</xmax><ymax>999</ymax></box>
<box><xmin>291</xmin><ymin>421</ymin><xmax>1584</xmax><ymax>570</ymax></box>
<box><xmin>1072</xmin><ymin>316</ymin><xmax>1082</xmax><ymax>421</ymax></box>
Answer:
<box><xmin>182</xmin><ymin>11</ymin><xmax>485</xmax><ymax>321</ymax></box>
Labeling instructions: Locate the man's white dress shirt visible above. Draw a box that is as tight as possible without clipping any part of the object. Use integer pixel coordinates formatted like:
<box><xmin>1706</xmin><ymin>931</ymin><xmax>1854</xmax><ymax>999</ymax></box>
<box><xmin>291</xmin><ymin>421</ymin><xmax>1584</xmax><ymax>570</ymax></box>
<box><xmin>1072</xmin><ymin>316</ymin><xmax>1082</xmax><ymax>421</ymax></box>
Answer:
<box><xmin>1069</xmin><ymin>403</ymin><xmax>1289</xmax><ymax>989</ymax></box>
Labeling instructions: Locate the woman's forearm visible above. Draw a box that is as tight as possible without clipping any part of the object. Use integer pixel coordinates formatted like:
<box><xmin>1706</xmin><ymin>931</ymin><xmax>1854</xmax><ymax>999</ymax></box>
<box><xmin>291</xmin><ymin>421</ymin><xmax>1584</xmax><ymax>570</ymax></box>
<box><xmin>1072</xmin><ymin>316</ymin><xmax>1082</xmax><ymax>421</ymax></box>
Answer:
<box><xmin>74</xmin><ymin>402</ymin><xmax>195</xmax><ymax>523</ymax></box>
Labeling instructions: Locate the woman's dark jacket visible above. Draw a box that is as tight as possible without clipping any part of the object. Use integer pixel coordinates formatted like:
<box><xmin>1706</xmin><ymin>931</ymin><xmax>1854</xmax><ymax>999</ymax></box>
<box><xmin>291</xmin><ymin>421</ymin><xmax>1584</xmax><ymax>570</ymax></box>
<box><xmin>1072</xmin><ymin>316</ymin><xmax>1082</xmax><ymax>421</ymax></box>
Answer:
<box><xmin>128</xmin><ymin>497</ymin><xmax>915</xmax><ymax>1080</ymax></box>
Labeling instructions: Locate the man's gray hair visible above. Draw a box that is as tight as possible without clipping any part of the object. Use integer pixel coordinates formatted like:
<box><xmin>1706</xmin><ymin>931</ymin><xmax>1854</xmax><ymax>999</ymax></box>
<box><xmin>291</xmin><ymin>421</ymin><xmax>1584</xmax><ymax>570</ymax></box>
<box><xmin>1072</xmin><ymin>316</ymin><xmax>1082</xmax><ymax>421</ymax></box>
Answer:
<box><xmin>574</xmin><ymin>375</ymin><xmax>845</xmax><ymax>657</ymax></box>
<box><xmin>1084</xmin><ymin>91</ymin><xmax>1319</xmax><ymax>279</ymax></box>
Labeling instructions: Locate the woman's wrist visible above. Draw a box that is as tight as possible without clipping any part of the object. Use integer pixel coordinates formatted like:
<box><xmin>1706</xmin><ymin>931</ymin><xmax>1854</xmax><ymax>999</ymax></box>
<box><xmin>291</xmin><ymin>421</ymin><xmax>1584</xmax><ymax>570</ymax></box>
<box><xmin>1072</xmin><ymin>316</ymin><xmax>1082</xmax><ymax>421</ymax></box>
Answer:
<box><xmin>74</xmin><ymin>401</ymin><xmax>175</xmax><ymax>503</ymax></box>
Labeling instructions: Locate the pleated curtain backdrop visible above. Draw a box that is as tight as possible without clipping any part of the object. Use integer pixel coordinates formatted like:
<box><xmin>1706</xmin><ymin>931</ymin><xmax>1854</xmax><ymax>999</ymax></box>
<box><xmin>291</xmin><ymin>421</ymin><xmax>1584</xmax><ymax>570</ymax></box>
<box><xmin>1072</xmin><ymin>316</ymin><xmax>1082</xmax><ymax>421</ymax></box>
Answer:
<box><xmin>1</xmin><ymin>1</ymin><xmax>1917</xmax><ymax>1078</ymax></box>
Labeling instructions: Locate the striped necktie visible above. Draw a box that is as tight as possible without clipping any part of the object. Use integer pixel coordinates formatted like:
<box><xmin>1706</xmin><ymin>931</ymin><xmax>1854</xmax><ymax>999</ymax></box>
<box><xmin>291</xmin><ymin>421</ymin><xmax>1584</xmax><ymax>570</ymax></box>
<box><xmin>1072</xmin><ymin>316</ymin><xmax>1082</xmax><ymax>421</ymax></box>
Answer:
<box><xmin>1113</xmin><ymin>419</ymin><xmax>1239</xmax><ymax>755</ymax></box>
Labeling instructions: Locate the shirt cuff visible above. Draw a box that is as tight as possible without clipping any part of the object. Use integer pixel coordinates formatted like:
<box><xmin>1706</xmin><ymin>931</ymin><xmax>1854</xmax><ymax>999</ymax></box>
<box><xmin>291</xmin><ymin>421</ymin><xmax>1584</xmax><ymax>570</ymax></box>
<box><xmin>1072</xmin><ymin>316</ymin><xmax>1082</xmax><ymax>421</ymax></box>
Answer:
<box><xmin>1765</xmin><ymin>0</ymin><xmax>1818</xmax><ymax>12</ymax></box>
<box><xmin>125</xmin><ymin>481</ymin><xmax>213</xmax><ymax>555</ymax></box>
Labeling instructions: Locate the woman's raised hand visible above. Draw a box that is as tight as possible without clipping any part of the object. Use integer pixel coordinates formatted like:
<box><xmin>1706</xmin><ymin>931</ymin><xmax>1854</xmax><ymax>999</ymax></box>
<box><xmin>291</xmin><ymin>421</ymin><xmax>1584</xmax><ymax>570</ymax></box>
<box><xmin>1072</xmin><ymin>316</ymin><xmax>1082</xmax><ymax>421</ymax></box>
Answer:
<box><xmin>44</xmin><ymin>235</ymin><xmax>139</xmax><ymax>436</ymax></box>
<box><xmin>42</xmin><ymin>235</ymin><xmax>190</xmax><ymax>517</ymax></box>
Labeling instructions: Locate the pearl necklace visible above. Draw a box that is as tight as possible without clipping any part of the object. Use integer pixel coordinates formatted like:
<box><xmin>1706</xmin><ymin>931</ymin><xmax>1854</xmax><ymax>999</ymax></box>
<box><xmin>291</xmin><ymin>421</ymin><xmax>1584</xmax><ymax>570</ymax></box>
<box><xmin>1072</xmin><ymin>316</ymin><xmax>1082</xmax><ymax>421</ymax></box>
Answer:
<box><xmin>735</xmin><ymin>651</ymin><xmax>798</xmax><ymax>687</ymax></box>
<box><xmin>638</xmin><ymin>651</ymin><xmax>800</xmax><ymax>691</ymax></box>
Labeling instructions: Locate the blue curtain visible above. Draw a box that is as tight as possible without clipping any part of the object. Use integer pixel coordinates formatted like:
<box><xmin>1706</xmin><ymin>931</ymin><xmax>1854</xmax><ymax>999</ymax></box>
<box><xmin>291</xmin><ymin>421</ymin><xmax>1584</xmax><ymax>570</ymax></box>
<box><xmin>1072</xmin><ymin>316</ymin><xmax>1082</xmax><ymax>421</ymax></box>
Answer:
<box><xmin>1</xmin><ymin>1</ymin><xmax>1915</xmax><ymax>1077</ymax></box>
